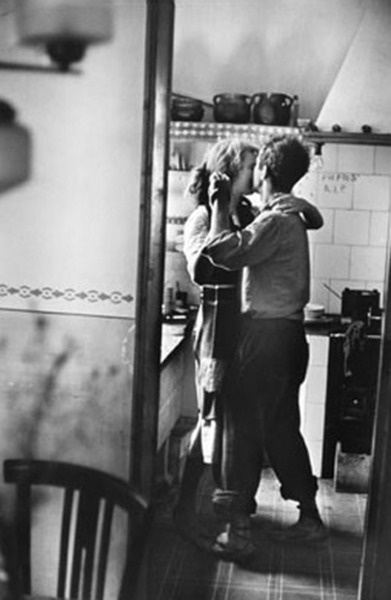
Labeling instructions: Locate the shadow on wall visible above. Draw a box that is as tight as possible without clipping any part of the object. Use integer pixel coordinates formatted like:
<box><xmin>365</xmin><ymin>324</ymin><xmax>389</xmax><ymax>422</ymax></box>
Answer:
<box><xmin>0</xmin><ymin>313</ymin><xmax>133</xmax><ymax>600</ymax></box>
<box><xmin>0</xmin><ymin>314</ymin><xmax>132</xmax><ymax>467</ymax></box>
<box><xmin>173</xmin><ymin>0</ymin><xmax>367</xmax><ymax>121</ymax></box>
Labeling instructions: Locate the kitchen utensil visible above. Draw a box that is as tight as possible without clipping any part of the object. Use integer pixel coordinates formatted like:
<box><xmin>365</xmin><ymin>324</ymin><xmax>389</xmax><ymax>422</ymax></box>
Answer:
<box><xmin>213</xmin><ymin>93</ymin><xmax>251</xmax><ymax>123</ymax></box>
<box><xmin>304</xmin><ymin>303</ymin><xmax>325</xmax><ymax>320</ymax></box>
<box><xmin>341</xmin><ymin>288</ymin><xmax>380</xmax><ymax>322</ymax></box>
<box><xmin>171</xmin><ymin>96</ymin><xmax>204</xmax><ymax>122</ymax></box>
<box><xmin>251</xmin><ymin>93</ymin><xmax>293</xmax><ymax>125</ymax></box>
<box><xmin>323</xmin><ymin>282</ymin><xmax>342</xmax><ymax>300</ymax></box>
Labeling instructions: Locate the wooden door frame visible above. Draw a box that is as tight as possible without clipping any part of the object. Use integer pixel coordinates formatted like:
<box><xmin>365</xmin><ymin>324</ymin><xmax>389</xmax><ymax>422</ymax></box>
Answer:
<box><xmin>359</xmin><ymin>248</ymin><xmax>391</xmax><ymax>599</ymax></box>
<box><xmin>129</xmin><ymin>0</ymin><xmax>175</xmax><ymax>504</ymax></box>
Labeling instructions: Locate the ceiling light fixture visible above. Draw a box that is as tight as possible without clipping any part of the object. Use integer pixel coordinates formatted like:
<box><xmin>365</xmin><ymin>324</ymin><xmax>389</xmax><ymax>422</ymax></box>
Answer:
<box><xmin>15</xmin><ymin>0</ymin><xmax>113</xmax><ymax>72</ymax></box>
<box><xmin>0</xmin><ymin>99</ymin><xmax>31</xmax><ymax>193</ymax></box>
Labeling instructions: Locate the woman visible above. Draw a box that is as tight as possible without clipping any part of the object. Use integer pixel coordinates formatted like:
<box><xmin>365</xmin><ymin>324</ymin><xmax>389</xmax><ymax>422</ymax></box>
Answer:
<box><xmin>174</xmin><ymin>138</ymin><xmax>323</xmax><ymax>548</ymax></box>
<box><xmin>174</xmin><ymin>139</ymin><xmax>258</xmax><ymax>546</ymax></box>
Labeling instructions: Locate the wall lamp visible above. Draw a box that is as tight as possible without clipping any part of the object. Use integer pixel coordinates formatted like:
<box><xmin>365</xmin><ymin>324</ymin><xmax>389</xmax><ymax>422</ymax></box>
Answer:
<box><xmin>0</xmin><ymin>100</ymin><xmax>31</xmax><ymax>194</ymax></box>
<box><xmin>14</xmin><ymin>0</ymin><xmax>113</xmax><ymax>72</ymax></box>
<box><xmin>310</xmin><ymin>142</ymin><xmax>324</xmax><ymax>171</ymax></box>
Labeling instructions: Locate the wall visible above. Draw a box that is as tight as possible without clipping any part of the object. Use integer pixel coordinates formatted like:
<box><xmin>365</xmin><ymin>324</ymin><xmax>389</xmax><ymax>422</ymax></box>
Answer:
<box><xmin>0</xmin><ymin>3</ymin><xmax>147</xmax><ymax>477</ymax></box>
<box><xmin>0</xmin><ymin>5</ymin><xmax>148</xmax><ymax>594</ymax></box>
<box><xmin>295</xmin><ymin>143</ymin><xmax>391</xmax><ymax>313</ymax></box>
<box><xmin>173</xmin><ymin>0</ymin><xmax>368</xmax><ymax>123</ymax></box>
<box><xmin>0</xmin><ymin>2</ymin><xmax>145</xmax><ymax>319</ymax></box>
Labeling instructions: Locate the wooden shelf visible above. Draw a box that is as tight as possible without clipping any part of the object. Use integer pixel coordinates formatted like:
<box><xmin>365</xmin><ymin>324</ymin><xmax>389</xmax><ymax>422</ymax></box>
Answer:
<box><xmin>170</xmin><ymin>121</ymin><xmax>391</xmax><ymax>147</ymax></box>
<box><xmin>303</xmin><ymin>131</ymin><xmax>391</xmax><ymax>147</ymax></box>
<box><xmin>170</xmin><ymin>121</ymin><xmax>298</xmax><ymax>141</ymax></box>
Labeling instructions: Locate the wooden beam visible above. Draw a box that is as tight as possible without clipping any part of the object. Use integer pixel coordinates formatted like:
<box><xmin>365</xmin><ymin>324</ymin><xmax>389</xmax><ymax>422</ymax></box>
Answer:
<box><xmin>359</xmin><ymin>250</ymin><xmax>391</xmax><ymax>599</ymax></box>
<box><xmin>130</xmin><ymin>0</ymin><xmax>174</xmax><ymax>503</ymax></box>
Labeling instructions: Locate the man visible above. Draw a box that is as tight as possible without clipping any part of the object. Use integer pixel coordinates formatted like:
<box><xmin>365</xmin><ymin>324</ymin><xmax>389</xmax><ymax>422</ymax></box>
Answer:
<box><xmin>202</xmin><ymin>135</ymin><xmax>326</xmax><ymax>560</ymax></box>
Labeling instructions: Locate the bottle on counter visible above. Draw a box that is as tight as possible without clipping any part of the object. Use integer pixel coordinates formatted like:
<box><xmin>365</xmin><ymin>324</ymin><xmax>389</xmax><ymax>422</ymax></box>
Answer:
<box><xmin>289</xmin><ymin>94</ymin><xmax>299</xmax><ymax>127</ymax></box>
<box><xmin>163</xmin><ymin>286</ymin><xmax>175</xmax><ymax>318</ymax></box>
<box><xmin>175</xmin><ymin>281</ymin><xmax>188</xmax><ymax>311</ymax></box>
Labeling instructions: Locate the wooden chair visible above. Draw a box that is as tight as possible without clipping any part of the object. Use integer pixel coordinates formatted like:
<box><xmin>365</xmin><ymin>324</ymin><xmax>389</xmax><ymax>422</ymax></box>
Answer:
<box><xmin>3</xmin><ymin>459</ymin><xmax>150</xmax><ymax>600</ymax></box>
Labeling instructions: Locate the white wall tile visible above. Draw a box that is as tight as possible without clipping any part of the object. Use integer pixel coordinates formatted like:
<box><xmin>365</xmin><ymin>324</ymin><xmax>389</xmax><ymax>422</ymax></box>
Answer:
<box><xmin>370</xmin><ymin>212</ymin><xmax>390</xmax><ymax>247</ymax></box>
<box><xmin>303</xmin><ymin>401</ymin><xmax>326</xmax><ymax>440</ymax></box>
<box><xmin>338</xmin><ymin>144</ymin><xmax>375</xmax><ymax>174</ymax></box>
<box><xmin>350</xmin><ymin>246</ymin><xmax>387</xmax><ymax>281</ymax></box>
<box><xmin>334</xmin><ymin>210</ymin><xmax>370</xmax><ymax>245</ymax></box>
<box><xmin>321</xmin><ymin>144</ymin><xmax>338</xmax><ymax>172</ymax></box>
<box><xmin>308</xmin><ymin>442</ymin><xmax>323</xmax><ymax>477</ymax></box>
<box><xmin>353</xmin><ymin>175</ymin><xmax>390</xmax><ymax>211</ymax></box>
<box><xmin>308</xmin><ymin>208</ymin><xmax>333</xmax><ymax>244</ymax></box>
<box><xmin>310</xmin><ymin>278</ymin><xmax>333</xmax><ymax>311</ymax></box>
<box><xmin>308</xmin><ymin>336</ymin><xmax>329</xmax><ymax>366</ymax></box>
<box><xmin>314</xmin><ymin>244</ymin><xmax>350</xmax><ymax>279</ymax></box>
<box><xmin>375</xmin><ymin>147</ymin><xmax>391</xmax><ymax>176</ymax></box>
<box><xmin>317</xmin><ymin>172</ymin><xmax>354</xmax><ymax>209</ymax></box>
<box><xmin>293</xmin><ymin>171</ymin><xmax>319</xmax><ymax>203</ymax></box>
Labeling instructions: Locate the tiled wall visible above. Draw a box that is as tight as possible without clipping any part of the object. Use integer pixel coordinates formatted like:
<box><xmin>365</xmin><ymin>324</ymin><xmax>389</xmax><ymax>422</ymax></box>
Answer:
<box><xmin>295</xmin><ymin>143</ymin><xmax>391</xmax><ymax>314</ymax></box>
<box><xmin>299</xmin><ymin>335</ymin><xmax>329</xmax><ymax>477</ymax></box>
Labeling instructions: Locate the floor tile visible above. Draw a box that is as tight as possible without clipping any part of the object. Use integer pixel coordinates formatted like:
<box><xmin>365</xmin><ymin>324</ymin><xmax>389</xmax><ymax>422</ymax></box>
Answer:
<box><xmin>141</xmin><ymin>468</ymin><xmax>365</xmax><ymax>600</ymax></box>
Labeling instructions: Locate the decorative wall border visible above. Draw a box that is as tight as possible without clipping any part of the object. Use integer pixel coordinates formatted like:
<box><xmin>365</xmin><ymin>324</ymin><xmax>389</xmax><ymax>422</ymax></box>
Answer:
<box><xmin>0</xmin><ymin>284</ymin><xmax>133</xmax><ymax>305</ymax></box>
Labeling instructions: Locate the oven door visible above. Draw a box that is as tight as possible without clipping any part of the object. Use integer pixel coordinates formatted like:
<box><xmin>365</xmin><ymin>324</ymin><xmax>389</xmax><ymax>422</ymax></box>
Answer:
<box><xmin>321</xmin><ymin>332</ymin><xmax>380</xmax><ymax>478</ymax></box>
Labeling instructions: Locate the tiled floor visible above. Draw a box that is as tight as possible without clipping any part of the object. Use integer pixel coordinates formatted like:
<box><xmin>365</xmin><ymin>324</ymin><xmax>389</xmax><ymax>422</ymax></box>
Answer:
<box><xmin>139</xmin><ymin>468</ymin><xmax>366</xmax><ymax>599</ymax></box>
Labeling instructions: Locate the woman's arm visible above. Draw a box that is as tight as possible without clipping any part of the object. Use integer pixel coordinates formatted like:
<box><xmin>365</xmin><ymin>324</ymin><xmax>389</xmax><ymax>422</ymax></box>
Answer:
<box><xmin>275</xmin><ymin>196</ymin><xmax>324</xmax><ymax>230</ymax></box>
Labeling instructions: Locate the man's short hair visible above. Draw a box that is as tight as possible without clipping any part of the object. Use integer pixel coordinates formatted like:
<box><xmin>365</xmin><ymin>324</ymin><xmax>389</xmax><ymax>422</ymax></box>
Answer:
<box><xmin>257</xmin><ymin>135</ymin><xmax>310</xmax><ymax>193</ymax></box>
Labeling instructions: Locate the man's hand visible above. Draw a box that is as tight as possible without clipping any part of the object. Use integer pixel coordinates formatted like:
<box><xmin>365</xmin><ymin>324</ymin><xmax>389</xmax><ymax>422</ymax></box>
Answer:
<box><xmin>208</xmin><ymin>171</ymin><xmax>231</xmax><ymax>206</ymax></box>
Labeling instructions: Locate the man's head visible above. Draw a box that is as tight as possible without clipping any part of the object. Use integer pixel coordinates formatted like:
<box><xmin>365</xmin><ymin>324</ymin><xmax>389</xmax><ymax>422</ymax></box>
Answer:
<box><xmin>254</xmin><ymin>135</ymin><xmax>310</xmax><ymax>194</ymax></box>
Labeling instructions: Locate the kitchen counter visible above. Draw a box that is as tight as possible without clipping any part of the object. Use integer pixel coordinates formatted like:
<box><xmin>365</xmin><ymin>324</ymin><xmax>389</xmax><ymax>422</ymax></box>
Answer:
<box><xmin>160</xmin><ymin>314</ymin><xmax>343</xmax><ymax>358</ymax></box>
<box><xmin>158</xmin><ymin>318</ymin><xmax>197</xmax><ymax>452</ymax></box>
<box><xmin>160</xmin><ymin>322</ymin><xmax>189</xmax><ymax>364</ymax></box>
<box><xmin>304</xmin><ymin>314</ymin><xmax>342</xmax><ymax>335</ymax></box>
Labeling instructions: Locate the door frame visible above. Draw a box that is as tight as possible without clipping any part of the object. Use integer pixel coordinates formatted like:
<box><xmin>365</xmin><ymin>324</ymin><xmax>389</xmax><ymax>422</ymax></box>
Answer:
<box><xmin>359</xmin><ymin>248</ymin><xmax>391</xmax><ymax>599</ymax></box>
<box><xmin>129</xmin><ymin>0</ymin><xmax>175</xmax><ymax>504</ymax></box>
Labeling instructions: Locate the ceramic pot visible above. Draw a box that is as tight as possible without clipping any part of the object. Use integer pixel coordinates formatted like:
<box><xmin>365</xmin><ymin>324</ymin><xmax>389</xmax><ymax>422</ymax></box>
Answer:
<box><xmin>252</xmin><ymin>93</ymin><xmax>293</xmax><ymax>125</ymax></box>
<box><xmin>171</xmin><ymin>97</ymin><xmax>204</xmax><ymax>122</ymax></box>
<box><xmin>213</xmin><ymin>93</ymin><xmax>251</xmax><ymax>123</ymax></box>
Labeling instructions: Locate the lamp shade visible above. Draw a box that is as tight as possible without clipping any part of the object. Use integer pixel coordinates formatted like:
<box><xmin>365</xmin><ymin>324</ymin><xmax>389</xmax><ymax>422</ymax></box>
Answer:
<box><xmin>15</xmin><ymin>0</ymin><xmax>113</xmax><ymax>45</ymax></box>
<box><xmin>0</xmin><ymin>101</ymin><xmax>31</xmax><ymax>194</ymax></box>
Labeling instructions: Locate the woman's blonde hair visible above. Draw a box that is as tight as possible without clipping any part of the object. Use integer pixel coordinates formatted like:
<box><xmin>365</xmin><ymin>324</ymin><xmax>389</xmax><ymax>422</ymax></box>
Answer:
<box><xmin>186</xmin><ymin>139</ymin><xmax>258</xmax><ymax>206</ymax></box>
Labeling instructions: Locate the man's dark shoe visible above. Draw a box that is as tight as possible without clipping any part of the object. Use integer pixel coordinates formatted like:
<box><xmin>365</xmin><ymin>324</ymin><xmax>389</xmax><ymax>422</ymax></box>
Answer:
<box><xmin>270</xmin><ymin>516</ymin><xmax>328</xmax><ymax>543</ymax></box>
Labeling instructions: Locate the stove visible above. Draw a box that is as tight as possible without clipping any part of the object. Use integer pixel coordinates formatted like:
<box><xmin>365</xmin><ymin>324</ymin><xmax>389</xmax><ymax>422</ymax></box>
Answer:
<box><xmin>321</xmin><ymin>329</ymin><xmax>381</xmax><ymax>478</ymax></box>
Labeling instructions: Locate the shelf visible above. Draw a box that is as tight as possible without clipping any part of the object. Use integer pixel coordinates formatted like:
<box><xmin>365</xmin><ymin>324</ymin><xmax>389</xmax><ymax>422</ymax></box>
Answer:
<box><xmin>303</xmin><ymin>131</ymin><xmax>391</xmax><ymax>147</ymax></box>
<box><xmin>170</xmin><ymin>121</ymin><xmax>391</xmax><ymax>147</ymax></box>
<box><xmin>170</xmin><ymin>121</ymin><xmax>298</xmax><ymax>142</ymax></box>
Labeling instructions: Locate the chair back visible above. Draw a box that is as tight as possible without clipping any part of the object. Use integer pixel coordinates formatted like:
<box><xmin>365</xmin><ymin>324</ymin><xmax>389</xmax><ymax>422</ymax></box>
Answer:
<box><xmin>3</xmin><ymin>459</ymin><xmax>150</xmax><ymax>600</ymax></box>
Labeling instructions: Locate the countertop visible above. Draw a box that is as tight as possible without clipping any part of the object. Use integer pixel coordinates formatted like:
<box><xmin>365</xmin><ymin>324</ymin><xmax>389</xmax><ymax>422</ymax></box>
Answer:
<box><xmin>304</xmin><ymin>314</ymin><xmax>342</xmax><ymax>335</ymax></box>
<box><xmin>160</xmin><ymin>321</ymin><xmax>191</xmax><ymax>365</ymax></box>
<box><xmin>160</xmin><ymin>313</ymin><xmax>344</xmax><ymax>365</ymax></box>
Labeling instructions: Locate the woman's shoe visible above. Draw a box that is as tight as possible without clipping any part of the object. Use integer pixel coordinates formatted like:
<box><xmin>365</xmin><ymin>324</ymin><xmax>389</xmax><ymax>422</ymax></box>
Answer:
<box><xmin>211</xmin><ymin>519</ymin><xmax>256</xmax><ymax>561</ymax></box>
<box><xmin>173</xmin><ymin>507</ymin><xmax>214</xmax><ymax>548</ymax></box>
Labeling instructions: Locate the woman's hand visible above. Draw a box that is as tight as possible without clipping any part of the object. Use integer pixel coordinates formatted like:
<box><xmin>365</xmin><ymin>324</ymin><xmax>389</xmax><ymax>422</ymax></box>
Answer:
<box><xmin>208</xmin><ymin>171</ymin><xmax>231</xmax><ymax>206</ymax></box>
<box><xmin>276</xmin><ymin>196</ymin><xmax>324</xmax><ymax>230</ymax></box>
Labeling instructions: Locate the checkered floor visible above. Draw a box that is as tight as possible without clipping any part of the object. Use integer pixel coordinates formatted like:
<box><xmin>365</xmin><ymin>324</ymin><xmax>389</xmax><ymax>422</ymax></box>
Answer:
<box><xmin>138</xmin><ymin>468</ymin><xmax>366</xmax><ymax>599</ymax></box>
